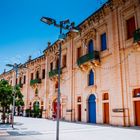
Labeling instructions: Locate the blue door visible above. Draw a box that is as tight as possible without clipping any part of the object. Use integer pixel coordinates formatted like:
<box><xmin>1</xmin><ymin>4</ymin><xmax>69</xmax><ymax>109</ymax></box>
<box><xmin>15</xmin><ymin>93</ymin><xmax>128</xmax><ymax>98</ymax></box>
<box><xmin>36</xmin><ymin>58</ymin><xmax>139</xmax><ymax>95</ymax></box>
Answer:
<box><xmin>88</xmin><ymin>94</ymin><xmax>96</xmax><ymax>123</ymax></box>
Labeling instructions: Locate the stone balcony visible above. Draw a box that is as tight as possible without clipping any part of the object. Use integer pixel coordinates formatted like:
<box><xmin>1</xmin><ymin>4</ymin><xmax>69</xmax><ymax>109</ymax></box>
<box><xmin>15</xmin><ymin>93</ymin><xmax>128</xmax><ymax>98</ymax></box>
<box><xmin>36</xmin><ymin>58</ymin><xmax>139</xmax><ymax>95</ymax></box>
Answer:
<box><xmin>30</xmin><ymin>78</ymin><xmax>41</xmax><ymax>86</ymax></box>
<box><xmin>77</xmin><ymin>51</ymin><xmax>100</xmax><ymax>70</ymax></box>
<box><xmin>49</xmin><ymin>68</ymin><xmax>62</xmax><ymax>78</ymax></box>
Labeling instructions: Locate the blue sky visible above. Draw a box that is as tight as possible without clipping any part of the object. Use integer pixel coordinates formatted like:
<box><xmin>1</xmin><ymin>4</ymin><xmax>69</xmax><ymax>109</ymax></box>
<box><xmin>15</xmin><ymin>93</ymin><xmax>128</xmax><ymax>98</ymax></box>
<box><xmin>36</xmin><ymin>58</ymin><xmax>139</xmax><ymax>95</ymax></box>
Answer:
<box><xmin>0</xmin><ymin>0</ymin><xmax>107</xmax><ymax>74</ymax></box>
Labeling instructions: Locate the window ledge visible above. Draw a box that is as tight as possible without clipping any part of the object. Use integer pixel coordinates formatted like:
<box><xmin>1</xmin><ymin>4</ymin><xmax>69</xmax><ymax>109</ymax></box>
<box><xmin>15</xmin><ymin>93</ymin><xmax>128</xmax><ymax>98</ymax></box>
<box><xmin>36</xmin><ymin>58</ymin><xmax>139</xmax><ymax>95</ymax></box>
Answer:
<box><xmin>85</xmin><ymin>85</ymin><xmax>97</xmax><ymax>91</ymax></box>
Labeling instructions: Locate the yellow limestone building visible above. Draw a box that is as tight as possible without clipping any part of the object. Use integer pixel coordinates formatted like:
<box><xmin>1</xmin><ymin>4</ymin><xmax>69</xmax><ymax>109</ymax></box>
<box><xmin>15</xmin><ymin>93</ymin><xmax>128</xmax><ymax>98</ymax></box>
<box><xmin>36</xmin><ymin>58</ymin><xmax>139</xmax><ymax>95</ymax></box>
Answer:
<box><xmin>0</xmin><ymin>0</ymin><xmax>140</xmax><ymax>126</ymax></box>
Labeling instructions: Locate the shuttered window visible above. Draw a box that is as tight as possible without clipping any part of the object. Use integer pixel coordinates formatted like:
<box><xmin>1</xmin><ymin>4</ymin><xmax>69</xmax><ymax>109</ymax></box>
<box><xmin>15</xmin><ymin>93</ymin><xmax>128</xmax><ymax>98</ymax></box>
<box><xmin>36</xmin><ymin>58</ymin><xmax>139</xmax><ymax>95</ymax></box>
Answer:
<box><xmin>101</xmin><ymin>33</ymin><xmax>107</xmax><ymax>51</ymax></box>
<box><xmin>126</xmin><ymin>16</ymin><xmax>136</xmax><ymax>39</ymax></box>
<box><xmin>88</xmin><ymin>70</ymin><xmax>94</xmax><ymax>86</ymax></box>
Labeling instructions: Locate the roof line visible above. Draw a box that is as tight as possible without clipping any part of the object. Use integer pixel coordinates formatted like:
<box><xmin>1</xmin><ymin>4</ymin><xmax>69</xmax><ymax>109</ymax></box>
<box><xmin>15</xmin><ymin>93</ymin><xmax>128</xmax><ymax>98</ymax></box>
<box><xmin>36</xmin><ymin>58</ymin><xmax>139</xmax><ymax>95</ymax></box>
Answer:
<box><xmin>43</xmin><ymin>0</ymin><xmax>110</xmax><ymax>52</ymax></box>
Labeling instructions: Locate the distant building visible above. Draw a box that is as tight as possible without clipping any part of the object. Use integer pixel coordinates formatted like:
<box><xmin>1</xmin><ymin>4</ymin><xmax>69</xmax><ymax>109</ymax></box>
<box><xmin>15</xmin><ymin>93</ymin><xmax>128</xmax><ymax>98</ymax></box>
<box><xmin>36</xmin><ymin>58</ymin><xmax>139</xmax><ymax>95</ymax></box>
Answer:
<box><xmin>0</xmin><ymin>0</ymin><xmax>140</xmax><ymax>126</ymax></box>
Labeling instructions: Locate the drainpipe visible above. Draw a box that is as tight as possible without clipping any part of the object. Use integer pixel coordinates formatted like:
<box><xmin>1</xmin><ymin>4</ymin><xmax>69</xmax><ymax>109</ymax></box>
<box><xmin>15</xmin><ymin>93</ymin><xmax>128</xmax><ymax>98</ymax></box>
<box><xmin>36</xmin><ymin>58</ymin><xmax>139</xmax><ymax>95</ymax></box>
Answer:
<box><xmin>71</xmin><ymin>36</ymin><xmax>75</xmax><ymax>121</ymax></box>
<box><xmin>116</xmin><ymin>8</ymin><xmax>126</xmax><ymax>126</ymax></box>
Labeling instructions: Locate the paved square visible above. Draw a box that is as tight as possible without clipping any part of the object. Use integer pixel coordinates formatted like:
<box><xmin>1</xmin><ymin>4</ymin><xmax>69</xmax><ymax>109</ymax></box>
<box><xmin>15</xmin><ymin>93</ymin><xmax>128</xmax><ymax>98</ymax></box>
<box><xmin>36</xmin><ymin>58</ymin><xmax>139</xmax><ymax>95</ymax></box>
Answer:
<box><xmin>0</xmin><ymin>117</ymin><xmax>140</xmax><ymax>140</ymax></box>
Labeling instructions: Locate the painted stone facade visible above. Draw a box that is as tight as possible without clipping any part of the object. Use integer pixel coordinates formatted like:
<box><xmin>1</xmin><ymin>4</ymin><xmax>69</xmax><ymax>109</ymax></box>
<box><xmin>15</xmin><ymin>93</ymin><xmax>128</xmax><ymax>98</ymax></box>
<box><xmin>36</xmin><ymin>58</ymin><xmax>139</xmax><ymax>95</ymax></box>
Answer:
<box><xmin>0</xmin><ymin>0</ymin><xmax>140</xmax><ymax>126</ymax></box>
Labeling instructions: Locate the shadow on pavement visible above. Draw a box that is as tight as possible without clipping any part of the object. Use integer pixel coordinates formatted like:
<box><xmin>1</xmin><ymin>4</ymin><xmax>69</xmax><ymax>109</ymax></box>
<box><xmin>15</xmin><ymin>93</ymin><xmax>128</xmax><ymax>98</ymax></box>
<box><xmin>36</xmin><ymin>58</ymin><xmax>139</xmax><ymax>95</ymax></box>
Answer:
<box><xmin>7</xmin><ymin>131</ymin><xmax>42</xmax><ymax>136</ymax></box>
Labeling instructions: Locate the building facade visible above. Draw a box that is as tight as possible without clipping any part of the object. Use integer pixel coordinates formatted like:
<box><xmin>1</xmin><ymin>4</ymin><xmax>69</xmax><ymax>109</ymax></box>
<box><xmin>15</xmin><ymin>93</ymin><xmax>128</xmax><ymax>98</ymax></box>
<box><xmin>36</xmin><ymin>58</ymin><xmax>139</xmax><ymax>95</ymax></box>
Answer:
<box><xmin>0</xmin><ymin>0</ymin><xmax>140</xmax><ymax>126</ymax></box>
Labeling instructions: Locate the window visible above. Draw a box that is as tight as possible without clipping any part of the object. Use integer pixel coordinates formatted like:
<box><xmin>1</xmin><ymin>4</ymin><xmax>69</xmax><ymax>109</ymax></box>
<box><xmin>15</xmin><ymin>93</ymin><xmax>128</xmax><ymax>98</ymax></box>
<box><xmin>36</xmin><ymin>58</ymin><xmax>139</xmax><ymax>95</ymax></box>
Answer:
<box><xmin>133</xmin><ymin>89</ymin><xmax>140</xmax><ymax>97</ymax></box>
<box><xmin>88</xmin><ymin>40</ymin><xmax>94</xmax><ymax>53</ymax></box>
<box><xmin>36</xmin><ymin>71</ymin><xmax>39</xmax><ymax>79</ymax></box>
<box><xmin>42</xmin><ymin>69</ymin><xmax>45</xmax><ymax>79</ymax></box>
<box><xmin>88</xmin><ymin>70</ymin><xmax>94</xmax><ymax>86</ymax></box>
<box><xmin>35</xmin><ymin>88</ymin><xmax>38</xmax><ymax>96</ymax></box>
<box><xmin>126</xmin><ymin>16</ymin><xmax>136</xmax><ymax>39</ymax></box>
<box><xmin>62</xmin><ymin>54</ymin><xmax>67</xmax><ymax>68</ymax></box>
<box><xmin>103</xmin><ymin>93</ymin><xmax>109</xmax><ymax>100</ymax></box>
<box><xmin>77</xmin><ymin>47</ymin><xmax>82</xmax><ymax>59</ymax></box>
<box><xmin>23</xmin><ymin>75</ymin><xmax>26</xmax><ymax>84</ymax></box>
<box><xmin>31</xmin><ymin>73</ymin><xmax>33</xmax><ymax>80</ymax></box>
<box><xmin>50</xmin><ymin>62</ymin><xmax>53</xmax><ymax>71</ymax></box>
<box><xmin>19</xmin><ymin>77</ymin><xmax>22</xmax><ymax>84</ymax></box>
<box><xmin>77</xmin><ymin>97</ymin><xmax>81</xmax><ymax>102</ymax></box>
<box><xmin>101</xmin><ymin>33</ymin><xmax>107</xmax><ymax>51</ymax></box>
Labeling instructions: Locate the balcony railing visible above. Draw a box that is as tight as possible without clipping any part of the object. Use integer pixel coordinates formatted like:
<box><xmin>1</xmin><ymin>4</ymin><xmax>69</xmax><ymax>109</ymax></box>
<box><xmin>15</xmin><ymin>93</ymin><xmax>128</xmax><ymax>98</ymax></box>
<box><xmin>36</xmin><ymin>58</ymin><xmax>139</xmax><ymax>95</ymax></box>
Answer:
<box><xmin>30</xmin><ymin>78</ymin><xmax>41</xmax><ymax>86</ymax></box>
<box><xmin>77</xmin><ymin>51</ymin><xmax>100</xmax><ymax>66</ymax></box>
<box><xmin>49</xmin><ymin>68</ymin><xmax>62</xmax><ymax>78</ymax></box>
<box><xmin>134</xmin><ymin>28</ymin><xmax>140</xmax><ymax>43</ymax></box>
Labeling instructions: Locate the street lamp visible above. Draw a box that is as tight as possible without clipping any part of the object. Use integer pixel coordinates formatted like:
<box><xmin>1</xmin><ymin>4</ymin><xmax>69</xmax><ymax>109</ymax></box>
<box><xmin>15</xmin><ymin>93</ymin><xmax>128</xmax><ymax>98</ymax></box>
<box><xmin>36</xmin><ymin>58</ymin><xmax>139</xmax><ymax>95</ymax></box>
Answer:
<box><xmin>6</xmin><ymin>63</ymin><xmax>21</xmax><ymax>129</ymax></box>
<box><xmin>41</xmin><ymin>16</ymin><xmax>78</xmax><ymax>140</ymax></box>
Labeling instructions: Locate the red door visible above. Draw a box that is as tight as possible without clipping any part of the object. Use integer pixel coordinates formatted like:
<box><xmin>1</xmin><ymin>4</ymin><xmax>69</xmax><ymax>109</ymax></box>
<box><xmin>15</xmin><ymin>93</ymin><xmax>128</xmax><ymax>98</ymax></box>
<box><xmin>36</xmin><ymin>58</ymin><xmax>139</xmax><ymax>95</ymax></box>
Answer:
<box><xmin>103</xmin><ymin>103</ymin><xmax>109</xmax><ymax>124</ymax></box>
<box><xmin>53</xmin><ymin>100</ymin><xmax>61</xmax><ymax>119</ymax></box>
<box><xmin>78</xmin><ymin>104</ymin><xmax>81</xmax><ymax>121</ymax></box>
<box><xmin>135</xmin><ymin>101</ymin><xmax>140</xmax><ymax>126</ymax></box>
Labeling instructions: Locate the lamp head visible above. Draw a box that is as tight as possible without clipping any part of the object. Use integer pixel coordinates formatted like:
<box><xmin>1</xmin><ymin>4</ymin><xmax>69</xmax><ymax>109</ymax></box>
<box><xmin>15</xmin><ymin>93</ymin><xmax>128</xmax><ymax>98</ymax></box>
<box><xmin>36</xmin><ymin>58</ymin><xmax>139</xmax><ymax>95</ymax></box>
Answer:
<box><xmin>6</xmin><ymin>64</ymin><xmax>14</xmax><ymax>67</ymax></box>
<box><xmin>40</xmin><ymin>17</ymin><xmax>56</xmax><ymax>25</ymax></box>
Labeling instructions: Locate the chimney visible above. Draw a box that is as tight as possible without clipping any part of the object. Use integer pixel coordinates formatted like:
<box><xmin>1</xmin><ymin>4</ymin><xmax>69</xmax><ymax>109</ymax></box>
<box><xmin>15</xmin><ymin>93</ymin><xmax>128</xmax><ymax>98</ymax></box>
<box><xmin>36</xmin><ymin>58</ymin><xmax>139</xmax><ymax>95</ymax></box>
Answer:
<box><xmin>48</xmin><ymin>42</ymin><xmax>51</xmax><ymax>48</ymax></box>
<box><xmin>28</xmin><ymin>55</ymin><xmax>32</xmax><ymax>61</ymax></box>
<box><xmin>3</xmin><ymin>69</ymin><xmax>6</xmax><ymax>73</ymax></box>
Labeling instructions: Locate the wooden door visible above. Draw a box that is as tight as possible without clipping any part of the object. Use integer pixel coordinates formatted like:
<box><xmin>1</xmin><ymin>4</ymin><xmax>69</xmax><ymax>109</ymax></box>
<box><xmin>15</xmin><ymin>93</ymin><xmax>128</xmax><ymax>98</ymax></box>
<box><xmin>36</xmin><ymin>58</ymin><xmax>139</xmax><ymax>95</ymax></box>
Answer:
<box><xmin>104</xmin><ymin>103</ymin><xmax>109</xmax><ymax>124</ymax></box>
<box><xmin>78</xmin><ymin>104</ymin><xmax>81</xmax><ymax>121</ymax></box>
<box><xmin>135</xmin><ymin>101</ymin><xmax>140</xmax><ymax>126</ymax></box>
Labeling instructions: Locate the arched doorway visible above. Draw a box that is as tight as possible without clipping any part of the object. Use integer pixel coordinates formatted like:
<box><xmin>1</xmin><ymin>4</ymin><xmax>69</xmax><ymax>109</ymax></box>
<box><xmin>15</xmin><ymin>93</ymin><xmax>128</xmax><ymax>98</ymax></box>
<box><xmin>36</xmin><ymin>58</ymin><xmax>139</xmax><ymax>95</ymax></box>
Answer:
<box><xmin>33</xmin><ymin>101</ymin><xmax>40</xmax><ymax>110</ymax></box>
<box><xmin>103</xmin><ymin>93</ymin><xmax>110</xmax><ymax>124</ymax></box>
<box><xmin>53</xmin><ymin>99</ymin><xmax>61</xmax><ymax>119</ymax></box>
<box><xmin>33</xmin><ymin>101</ymin><xmax>41</xmax><ymax>118</ymax></box>
<box><xmin>133</xmin><ymin>89</ymin><xmax>140</xmax><ymax>126</ymax></box>
<box><xmin>88</xmin><ymin>94</ymin><xmax>96</xmax><ymax>123</ymax></box>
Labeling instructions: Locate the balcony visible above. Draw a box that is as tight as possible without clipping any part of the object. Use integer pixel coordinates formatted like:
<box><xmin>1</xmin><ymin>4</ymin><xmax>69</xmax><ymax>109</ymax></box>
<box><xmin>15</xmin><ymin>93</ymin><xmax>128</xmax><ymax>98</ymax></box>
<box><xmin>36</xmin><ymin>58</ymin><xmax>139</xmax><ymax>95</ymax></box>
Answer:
<box><xmin>134</xmin><ymin>28</ymin><xmax>140</xmax><ymax>43</ymax></box>
<box><xmin>77</xmin><ymin>51</ymin><xmax>100</xmax><ymax>67</ymax></box>
<box><xmin>30</xmin><ymin>78</ymin><xmax>41</xmax><ymax>86</ymax></box>
<box><xmin>49</xmin><ymin>68</ymin><xmax>62</xmax><ymax>78</ymax></box>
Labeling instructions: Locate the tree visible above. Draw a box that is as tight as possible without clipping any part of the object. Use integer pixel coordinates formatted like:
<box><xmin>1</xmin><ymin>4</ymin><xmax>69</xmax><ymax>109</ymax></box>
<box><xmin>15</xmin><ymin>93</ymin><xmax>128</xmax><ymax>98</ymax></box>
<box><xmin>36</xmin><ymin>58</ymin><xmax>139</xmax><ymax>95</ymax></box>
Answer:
<box><xmin>0</xmin><ymin>79</ymin><xmax>24</xmax><ymax>123</ymax></box>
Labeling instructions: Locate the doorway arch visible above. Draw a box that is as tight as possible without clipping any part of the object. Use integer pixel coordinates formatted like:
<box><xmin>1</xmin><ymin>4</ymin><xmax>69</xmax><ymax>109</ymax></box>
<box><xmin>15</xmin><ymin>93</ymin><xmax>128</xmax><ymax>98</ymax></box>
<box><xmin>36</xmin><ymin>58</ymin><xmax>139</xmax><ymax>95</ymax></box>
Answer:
<box><xmin>88</xmin><ymin>94</ymin><xmax>96</xmax><ymax>123</ymax></box>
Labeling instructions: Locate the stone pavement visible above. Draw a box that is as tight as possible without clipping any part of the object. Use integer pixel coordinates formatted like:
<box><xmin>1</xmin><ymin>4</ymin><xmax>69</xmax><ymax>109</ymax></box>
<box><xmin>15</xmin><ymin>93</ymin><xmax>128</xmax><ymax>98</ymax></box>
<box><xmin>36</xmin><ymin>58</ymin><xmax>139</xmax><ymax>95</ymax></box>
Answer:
<box><xmin>0</xmin><ymin>117</ymin><xmax>140</xmax><ymax>140</ymax></box>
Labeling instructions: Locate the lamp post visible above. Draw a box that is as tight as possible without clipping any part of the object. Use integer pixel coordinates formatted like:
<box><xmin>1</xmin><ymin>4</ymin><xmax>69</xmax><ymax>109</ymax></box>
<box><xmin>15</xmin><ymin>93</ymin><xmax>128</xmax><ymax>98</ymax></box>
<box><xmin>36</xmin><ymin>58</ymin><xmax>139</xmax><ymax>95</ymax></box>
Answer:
<box><xmin>6</xmin><ymin>63</ymin><xmax>21</xmax><ymax>129</ymax></box>
<box><xmin>40</xmin><ymin>17</ymin><xmax>78</xmax><ymax>140</ymax></box>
